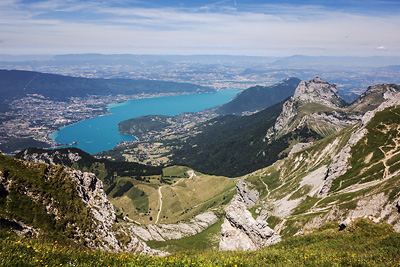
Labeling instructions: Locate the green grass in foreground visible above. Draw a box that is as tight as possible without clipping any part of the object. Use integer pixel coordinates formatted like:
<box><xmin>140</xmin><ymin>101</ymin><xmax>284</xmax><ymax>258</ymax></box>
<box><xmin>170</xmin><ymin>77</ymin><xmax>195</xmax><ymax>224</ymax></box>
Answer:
<box><xmin>1</xmin><ymin>219</ymin><xmax>400</xmax><ymax>266</ymax></box>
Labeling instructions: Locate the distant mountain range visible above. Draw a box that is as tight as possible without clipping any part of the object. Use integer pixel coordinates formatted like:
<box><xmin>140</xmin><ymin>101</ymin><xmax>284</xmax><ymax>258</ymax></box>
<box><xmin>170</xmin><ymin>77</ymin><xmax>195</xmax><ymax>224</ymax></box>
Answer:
<box><xmin>2</xmin><ymin>54</ymin><xmax>400</xmax><ymax>67</ymax></box>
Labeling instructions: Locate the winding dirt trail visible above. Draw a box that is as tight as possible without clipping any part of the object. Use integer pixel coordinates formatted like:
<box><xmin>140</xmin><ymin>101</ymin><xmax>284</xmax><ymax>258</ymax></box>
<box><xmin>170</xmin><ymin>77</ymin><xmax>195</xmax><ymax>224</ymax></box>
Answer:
<box><xmin>155</xmin><ymin>186</ymin><xmax>163</xmax><ymax>224</ymax></box>
<box><xmin>378</xmin><ymin>122</ymin><xmax>400</xmax><ymax>179</ymax></box>
<box><xmin>259</xmin><ymin>176</ymin><xmax>270</xmax><ymax>197</ymax></box>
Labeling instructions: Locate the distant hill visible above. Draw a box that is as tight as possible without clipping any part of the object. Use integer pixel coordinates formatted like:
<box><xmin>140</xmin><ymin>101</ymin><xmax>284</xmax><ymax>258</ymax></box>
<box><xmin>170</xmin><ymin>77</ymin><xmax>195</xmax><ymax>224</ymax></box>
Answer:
<box><xmin>0</xmin><ymin>69</ymin><xmax>214</xmax><ymax>110</ymax></box>
<box><xmin>216</xmin><ymin>77</ymin><xmax>301</xmax><ymax>115</ymax></box>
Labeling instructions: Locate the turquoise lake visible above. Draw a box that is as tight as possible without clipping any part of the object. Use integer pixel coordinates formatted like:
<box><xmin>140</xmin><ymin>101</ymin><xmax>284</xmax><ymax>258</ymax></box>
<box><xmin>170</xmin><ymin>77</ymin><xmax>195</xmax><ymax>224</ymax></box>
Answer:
<box><xmin>51</xmin><ymin>89</ymin><xmax>241</xmax><ymax>154</ymax></box>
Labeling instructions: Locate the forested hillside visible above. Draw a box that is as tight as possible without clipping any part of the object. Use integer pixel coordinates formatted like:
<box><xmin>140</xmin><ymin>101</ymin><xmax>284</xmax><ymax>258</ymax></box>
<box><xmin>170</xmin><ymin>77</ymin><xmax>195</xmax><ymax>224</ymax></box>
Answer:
<box><xmin>216</xmin><ymin>77</ymin><xmax>301</xmax><ymax>115</ymax></box>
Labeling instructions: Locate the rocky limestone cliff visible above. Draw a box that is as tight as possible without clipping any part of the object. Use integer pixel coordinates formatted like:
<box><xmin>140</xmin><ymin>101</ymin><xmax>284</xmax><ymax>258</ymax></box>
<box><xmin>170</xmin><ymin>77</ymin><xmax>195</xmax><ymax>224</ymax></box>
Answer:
<box><xmin>219</xmin><ymin>199</ymin><xmax>281</xmax><ymax>251</ymax></box>
<box><xmin>235</xmin><ymin>180</ymin><xmax>260</xmax><ymax>208</ymax></box>
<box><xmin>294</xmin><ymin>77</ymin><xmax>346</xmax><ymax>108</ymax></box>
<box><xmin>220</xmin><ymin>180</ymin><xmax>280</xmax><ymax>251</ymax></box>
<box><xmin>58</xmin><ymin>168</ymin><xmax>166</xmax><ymax>255</ymax></box>
<box><xmin>128</xmin><ymin>211</ymin><xmax>218</xmax><ymax>242</ymax></box>
<box><xmin>265</xmin><ymin>78</ymin><xmax>350</xmax><ymax>141</ymax></box>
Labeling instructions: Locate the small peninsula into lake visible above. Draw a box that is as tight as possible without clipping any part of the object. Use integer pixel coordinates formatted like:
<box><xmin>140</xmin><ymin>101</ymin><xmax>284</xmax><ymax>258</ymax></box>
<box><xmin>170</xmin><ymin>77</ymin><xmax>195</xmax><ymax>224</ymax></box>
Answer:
<box><xmin>51</xmin><ymin>89</ymin><xmax>242</xmax><ymax>154</ymax></box>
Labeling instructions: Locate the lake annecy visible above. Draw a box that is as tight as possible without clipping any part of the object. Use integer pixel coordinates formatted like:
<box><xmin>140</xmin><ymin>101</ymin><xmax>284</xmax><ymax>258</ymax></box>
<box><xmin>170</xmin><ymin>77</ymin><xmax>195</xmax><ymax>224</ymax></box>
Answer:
<box><xmin>51</xmin><ymin>89</ymin><xmax>242</xmax><ymax>154</ymax></box>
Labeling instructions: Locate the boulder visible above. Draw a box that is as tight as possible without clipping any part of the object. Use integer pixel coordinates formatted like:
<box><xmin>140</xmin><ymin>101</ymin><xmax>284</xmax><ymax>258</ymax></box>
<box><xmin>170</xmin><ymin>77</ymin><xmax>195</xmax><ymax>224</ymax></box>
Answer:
<box><xmin>219</xmin><ymin>199</ymin><xmax>281</xmax><ymax>251</ymax></box>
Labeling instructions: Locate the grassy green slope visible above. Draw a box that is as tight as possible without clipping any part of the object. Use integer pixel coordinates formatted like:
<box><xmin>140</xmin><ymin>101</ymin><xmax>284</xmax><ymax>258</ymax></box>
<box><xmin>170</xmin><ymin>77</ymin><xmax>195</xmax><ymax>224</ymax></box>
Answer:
<box><xmin>108</xmin><ymin>165</ymin><xmax>237</xmax><ymax>224</ymax></box>
<box><xmin>242</xmin><ymin>105</ymin><xmax>400</xmax><ymax>238</ymax></box>
<box><xmin>330</xmin><ymin>105</ymin><xmax>400</xmax><ymax>192</ymax></box>
<box><xmin>2</xmin><ymin>218</ymin><xmax>400</xmax><ymax>266</ymax></box>
<box><xmin>0</xmin><ymin>154</ymin><xmax>96</xmax><ymax>245</ymax></box>
<box><xmin>16</xmin><ymin>148</ymin><xmax>236</xmax><ymax>225</ymax></box>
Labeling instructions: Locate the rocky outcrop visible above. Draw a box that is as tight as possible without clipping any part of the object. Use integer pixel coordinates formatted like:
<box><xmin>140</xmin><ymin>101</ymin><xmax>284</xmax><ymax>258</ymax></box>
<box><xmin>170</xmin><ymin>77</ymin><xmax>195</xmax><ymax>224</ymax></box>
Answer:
<box><xmin>293</xmin><ymin>77</ymin><xmax>346</xmax><ymax>108</ymax></box>
<box><xmin>66</xmin><ymin>169</ymin><xmax>118</xmax><ymax>250</ymax></box>
<box><xmin>0</xmin><ymin>156</ymin><xmax>165</xmax><ymax>256</ymax></box>
<box><xmin>128</xmin><ymin>211</ymin><xmax>218</xmax><ymax>242</ymax></box>
<box><xmin>235</xmin><ymin>180</ymin><xmax>259</xmax><ymax>208</ymax></box>
<box><xmin>307</xmin><ymin>111</ymin><xmax>362</xmax><ymax>129</ymax></box>
<box><xmin>20</xmin><ymin>148</ymin><xmax>82</xmax><ymax>165</ymax></box>
<box><xmin>265</xmin><ymin>78</ymin><xmax>349</xmax><ymax>141</ymax></box>
<box><xmin>219</xmin><ymin>199</ymin><xmax>281</xmax><ymax>251</ymax></box>
<box><xmin>65</xmin><ymin>168</ymin><xmax>165</xmax><ymax>255</ymax></box>
<box><xmin>318</xmin><ymin>126</ymin><xmax>367</xmax><ymax>197</ymax></box>
<box><xmin>264</xmin><ymin>99</ymin><xmax>298</xmax><ymax>141</ymax></box>
<box><xmin>220</xmin><ymin>179</ymin><xmax>280</xmax><ymax>251</ymax></box>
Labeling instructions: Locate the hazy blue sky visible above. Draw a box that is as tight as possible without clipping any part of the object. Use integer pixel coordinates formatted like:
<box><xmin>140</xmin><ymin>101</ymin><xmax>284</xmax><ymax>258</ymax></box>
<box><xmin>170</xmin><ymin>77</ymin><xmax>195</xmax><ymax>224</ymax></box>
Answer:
<box><xmin>1</xmin><ymin>0</ymin><xmax>399</xmax><ymax>56</ymax></box>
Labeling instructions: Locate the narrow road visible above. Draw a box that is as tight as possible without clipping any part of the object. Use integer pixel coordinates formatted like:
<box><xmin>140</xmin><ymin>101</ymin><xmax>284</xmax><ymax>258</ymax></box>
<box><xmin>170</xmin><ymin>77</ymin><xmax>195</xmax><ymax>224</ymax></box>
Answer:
<box><xmin>155</xmin><ymin>186</ymin><xmax>163</xmax><ymax>224</ymax></box>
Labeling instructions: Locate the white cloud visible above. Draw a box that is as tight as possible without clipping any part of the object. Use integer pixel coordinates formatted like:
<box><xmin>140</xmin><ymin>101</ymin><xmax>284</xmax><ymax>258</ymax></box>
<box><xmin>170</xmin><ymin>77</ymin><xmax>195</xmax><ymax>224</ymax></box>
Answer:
<box><xmin>0</xmin><ymin>1</ymin><xmax>399</xmax><ymax>56</ymax></box>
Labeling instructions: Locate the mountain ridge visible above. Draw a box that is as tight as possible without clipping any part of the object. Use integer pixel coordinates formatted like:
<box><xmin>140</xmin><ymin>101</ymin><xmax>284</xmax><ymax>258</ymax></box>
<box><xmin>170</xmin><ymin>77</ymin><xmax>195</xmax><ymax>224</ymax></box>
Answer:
<box><xmin>219</xmin><ymin>91</ymin><xmax>400</xmax><ymax>250</ymax></box>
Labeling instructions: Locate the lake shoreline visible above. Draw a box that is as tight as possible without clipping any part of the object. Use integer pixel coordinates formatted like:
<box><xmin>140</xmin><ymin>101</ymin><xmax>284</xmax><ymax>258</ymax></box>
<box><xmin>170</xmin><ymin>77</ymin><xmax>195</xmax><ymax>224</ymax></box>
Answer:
<box><xmin>46</xmin><ymin>91</ymin><xmax>212</xmax><ymax>149</ymax></box>
<box><xmin>49</xmin><ymin>89</ymin><xmax>241</xmax><ymax>155</ymax></box>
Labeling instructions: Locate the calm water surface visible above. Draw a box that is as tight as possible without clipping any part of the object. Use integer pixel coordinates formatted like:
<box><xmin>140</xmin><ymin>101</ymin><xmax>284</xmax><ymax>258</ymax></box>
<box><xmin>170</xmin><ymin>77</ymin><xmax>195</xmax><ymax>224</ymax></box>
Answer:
<box><xmin>51</xmin><ymin>90</ymin><xmax>241</xmax><ymax>154</ymax></box>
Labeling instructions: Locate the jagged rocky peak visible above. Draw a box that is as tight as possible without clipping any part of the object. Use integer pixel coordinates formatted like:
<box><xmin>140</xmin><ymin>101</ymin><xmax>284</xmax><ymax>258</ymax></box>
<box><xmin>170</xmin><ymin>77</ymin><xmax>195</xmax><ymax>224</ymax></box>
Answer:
<box><xmin>293</xmin><ymin>77</ymin><xmax>346</xmax><ymax>108</ymax></box>
<box><xmin>349</xmin><ymin>83</ymin><xmax>400</xmax><ymax>112</ymax></box>
<box><xmin>363</xmin><ymin>83</ymin><xmax>400</xmax><ymax>100</ymax></box>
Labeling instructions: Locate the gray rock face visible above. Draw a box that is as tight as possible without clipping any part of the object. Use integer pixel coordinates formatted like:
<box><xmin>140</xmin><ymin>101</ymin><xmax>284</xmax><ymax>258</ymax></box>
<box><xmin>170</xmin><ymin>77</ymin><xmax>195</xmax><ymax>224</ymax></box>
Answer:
<box><xmin>265</xmin><ymin>97</ymin><xmax>298</xmax><ymax>141</ymax></box>
<box><xmin>219</xmin><ymin>199</ymin><xmax>281</xmax><ymax>251</ymax></box>
<box><xmin>65</xmin><ymin>168</ymin><xmax>165</xmax><ymax>255</ymax></box>
<box><xmin>235</xmin><ymin>180</ymin><xmax>259</xmax><ymax>208</ymax></box>
<box><xmin>128</xmin><ymin>211</ymin><xmax>219</xmax><ymax>241</ymax></box>
<box><xmin>20</xmin><ymin>149</ymin><xmax>81</xmax><ymax>165</ymax></box>
<box><xmin>265</xmin><ymin>78</ymin><xmax>348</xmax><ymax>141</ymax></box>
<box><xmin>307</xmin><ymin>111</ymin><xmax>362</xmax><ymax>129</ymax></box>
<box><xmin>293</xmin><ymin>77</ymin><xmax>345</xmax><ymax>108</ymax></box>
<box><xmin>66</xmin><ymin>169</ymin><xmax>118</xmax><ymax>250</ymax></box>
